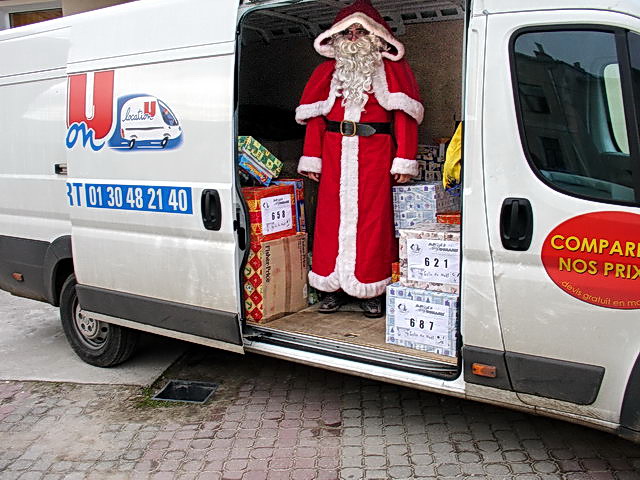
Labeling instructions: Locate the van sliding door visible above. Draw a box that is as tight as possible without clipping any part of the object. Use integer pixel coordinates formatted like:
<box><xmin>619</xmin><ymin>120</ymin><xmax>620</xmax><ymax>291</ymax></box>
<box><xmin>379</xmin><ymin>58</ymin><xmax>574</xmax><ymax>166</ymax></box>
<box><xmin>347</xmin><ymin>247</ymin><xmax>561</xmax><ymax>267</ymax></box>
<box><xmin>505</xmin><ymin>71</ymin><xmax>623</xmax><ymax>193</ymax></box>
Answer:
<box><xmin>64</xmin><ymin>0</ymin><xmax>244</xmax><ymax>352</ymax></box>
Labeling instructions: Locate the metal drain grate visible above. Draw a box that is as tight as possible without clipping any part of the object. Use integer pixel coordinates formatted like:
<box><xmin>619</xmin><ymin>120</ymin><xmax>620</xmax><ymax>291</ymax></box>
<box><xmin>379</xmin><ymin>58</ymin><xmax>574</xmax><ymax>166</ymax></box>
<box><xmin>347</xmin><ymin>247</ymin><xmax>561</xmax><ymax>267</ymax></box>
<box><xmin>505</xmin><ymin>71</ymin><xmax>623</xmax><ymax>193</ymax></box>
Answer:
<box><xmin>152</xmin><ymin>380</ymin><xmax>218</xmax><ymax>404</ymax></box>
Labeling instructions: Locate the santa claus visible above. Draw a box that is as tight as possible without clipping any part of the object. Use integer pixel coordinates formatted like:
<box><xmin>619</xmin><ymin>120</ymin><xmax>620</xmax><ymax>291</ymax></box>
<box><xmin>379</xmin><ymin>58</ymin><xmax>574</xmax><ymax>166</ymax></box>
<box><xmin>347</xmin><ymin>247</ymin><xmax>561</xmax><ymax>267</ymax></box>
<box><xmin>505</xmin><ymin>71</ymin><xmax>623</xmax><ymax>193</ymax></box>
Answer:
<box><xmin>297</xmin><ymin>0</ymin><xmax>423</xmax><ymax>317</ymax></box>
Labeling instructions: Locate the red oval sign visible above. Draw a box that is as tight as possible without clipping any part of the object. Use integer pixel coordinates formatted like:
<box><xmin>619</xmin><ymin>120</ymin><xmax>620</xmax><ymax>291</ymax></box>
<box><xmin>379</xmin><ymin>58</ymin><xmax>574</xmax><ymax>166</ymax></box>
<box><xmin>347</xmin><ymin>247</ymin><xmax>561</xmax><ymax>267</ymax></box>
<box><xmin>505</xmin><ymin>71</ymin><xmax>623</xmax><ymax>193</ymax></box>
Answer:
<box><xmin>541</xmin><ymin>211</ymin><xmax>640</xmax><ymax>310</ymax></box>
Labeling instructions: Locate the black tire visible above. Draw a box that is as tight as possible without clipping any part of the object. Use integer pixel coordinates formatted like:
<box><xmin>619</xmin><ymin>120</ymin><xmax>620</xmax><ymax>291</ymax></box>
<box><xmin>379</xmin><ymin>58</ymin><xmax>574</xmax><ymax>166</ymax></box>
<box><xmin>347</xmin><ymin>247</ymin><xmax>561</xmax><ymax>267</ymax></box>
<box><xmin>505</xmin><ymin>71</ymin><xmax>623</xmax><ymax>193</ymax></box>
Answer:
<box><xmin>128</xmin><ymin>138</ymin><xmax>136</xmax><ymax>149</ymax></box>
<box><xmin>60</xmin><ymin>274</ymin><xmax>138</xmax><ymax>367</ymax></box>
<box><xmin>160</xmin><ymin>137</ymin><xmax>169</xmax><ymax>148</ymax></box>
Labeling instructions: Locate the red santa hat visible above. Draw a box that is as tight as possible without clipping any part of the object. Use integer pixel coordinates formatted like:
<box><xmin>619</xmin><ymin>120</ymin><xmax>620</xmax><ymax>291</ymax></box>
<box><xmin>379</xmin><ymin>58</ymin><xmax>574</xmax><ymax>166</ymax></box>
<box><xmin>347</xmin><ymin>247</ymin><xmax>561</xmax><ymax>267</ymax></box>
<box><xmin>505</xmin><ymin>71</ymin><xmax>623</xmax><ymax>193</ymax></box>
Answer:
<box><xmin>314</xmin><ymin>0</ymin><xmax>405</xmax><ymax>61</ymax></box>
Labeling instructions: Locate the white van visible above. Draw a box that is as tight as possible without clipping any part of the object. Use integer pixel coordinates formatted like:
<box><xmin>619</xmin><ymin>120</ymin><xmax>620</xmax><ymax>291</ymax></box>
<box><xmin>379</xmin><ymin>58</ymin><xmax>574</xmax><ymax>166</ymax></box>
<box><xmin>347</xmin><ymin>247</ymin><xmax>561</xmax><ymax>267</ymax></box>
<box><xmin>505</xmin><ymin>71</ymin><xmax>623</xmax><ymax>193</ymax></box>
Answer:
<box><xmin>120</xmin><ymin>95</ymin><xmax>182</xmax><ymax>149</ymax></box>
<box><xmin>0</xmin><ymin>0</ymin><xmax>639</xmax><ymax>442</ymax></box>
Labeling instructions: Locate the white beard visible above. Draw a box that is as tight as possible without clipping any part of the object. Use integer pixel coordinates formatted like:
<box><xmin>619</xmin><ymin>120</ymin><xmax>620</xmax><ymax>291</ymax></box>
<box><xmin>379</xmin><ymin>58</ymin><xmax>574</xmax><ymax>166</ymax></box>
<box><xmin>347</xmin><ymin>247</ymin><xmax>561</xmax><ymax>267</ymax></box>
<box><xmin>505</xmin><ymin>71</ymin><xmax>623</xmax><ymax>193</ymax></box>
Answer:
<box><xmin>333</xmin><ymin>35</ymin><xmax>384</xmax><ymax>109</ymax></box>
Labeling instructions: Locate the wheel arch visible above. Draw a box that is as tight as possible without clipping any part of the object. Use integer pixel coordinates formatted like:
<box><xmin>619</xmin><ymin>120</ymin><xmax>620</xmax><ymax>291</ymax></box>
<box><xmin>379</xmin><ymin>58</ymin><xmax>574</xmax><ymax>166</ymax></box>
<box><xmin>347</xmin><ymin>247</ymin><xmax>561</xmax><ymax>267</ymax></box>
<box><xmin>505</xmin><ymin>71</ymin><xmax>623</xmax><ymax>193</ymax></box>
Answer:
<box><xmin>43</xmin><ymin>235</ymin><xmax>74</xmax><ymax>306</ymax></box>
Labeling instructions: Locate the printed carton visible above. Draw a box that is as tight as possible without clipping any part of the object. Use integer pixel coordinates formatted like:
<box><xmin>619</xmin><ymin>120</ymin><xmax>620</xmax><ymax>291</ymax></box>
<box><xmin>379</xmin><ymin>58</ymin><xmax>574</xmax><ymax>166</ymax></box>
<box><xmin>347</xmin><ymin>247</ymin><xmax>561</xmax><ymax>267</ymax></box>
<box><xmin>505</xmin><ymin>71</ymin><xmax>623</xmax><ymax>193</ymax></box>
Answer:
<box><xmin>399</xmin><ymin>222</ymin><xmax>461</xmax><ymax>293</ymax></box>
<box><xmin>244</xmin><ymin>233</ymin><xmax>308</xmax><ymax>323</ymax></box>
<box><xmin>392</xmin><ymin>182</ymin><xmax>461</xmax><ymax>236</ymax></box>
<box><xmin>386</xmin><ymin>282</ymin><xmax>458</xmax><ymax>357</ymax></box>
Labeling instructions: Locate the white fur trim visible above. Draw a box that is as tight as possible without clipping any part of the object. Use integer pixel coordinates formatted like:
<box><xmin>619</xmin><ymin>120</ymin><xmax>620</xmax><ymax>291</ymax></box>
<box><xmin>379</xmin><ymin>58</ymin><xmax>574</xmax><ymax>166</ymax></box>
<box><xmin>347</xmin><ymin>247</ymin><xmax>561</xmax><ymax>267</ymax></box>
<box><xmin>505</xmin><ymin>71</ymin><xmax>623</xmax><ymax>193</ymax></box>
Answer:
<box><xmin>314</xmin><ymin>12</ymin><xmax>405</xmax><ymax>62</ymax></box>
<box><xmin>390</xmin><ymin>157</ymin><xmax>419</xmax><ymax>176</ymax></box>
<box><xmin>309</xmin><ymin>270</ymin><xmax>340</xmax><ymax>292</ymax></box>
<box><xmin>298</xmin><ymin>156</ymin><xmax>322</xmax><ymax>174</ymax></box>
<box><xmin>295</xmin><ymin>75</ymin><xmax>341</xmax><ymax>125</ymax></box>
<box><xmin>311</xmin><ymin>101</ymin><xmax>391</xmax><ymax>299</ymax></box>
<box><xmin>372</xmin><ymin>64</ymin><xmax>424</xmax><ymax>124</ymax></box>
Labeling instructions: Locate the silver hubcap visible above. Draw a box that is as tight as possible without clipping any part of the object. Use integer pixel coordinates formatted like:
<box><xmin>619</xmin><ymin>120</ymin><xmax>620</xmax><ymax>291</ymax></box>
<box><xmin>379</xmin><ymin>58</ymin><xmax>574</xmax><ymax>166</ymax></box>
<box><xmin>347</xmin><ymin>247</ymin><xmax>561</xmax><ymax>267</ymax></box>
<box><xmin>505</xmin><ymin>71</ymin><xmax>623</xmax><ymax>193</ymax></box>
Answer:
<box><xmin>73</xmin><ymin>302</ymin><xmax>109</xmax><ymax>349</ymax></box>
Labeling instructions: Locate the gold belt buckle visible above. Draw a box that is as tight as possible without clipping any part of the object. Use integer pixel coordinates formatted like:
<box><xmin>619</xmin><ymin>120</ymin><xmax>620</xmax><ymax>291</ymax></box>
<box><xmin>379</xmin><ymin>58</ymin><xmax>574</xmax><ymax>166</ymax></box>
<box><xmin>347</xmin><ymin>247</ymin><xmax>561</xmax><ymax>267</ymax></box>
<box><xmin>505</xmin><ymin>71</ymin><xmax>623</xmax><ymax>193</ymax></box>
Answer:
<box><xmin>340</xmin><ymin>120</ymin><xmax>357</xmax><ymax>137</ymax></box>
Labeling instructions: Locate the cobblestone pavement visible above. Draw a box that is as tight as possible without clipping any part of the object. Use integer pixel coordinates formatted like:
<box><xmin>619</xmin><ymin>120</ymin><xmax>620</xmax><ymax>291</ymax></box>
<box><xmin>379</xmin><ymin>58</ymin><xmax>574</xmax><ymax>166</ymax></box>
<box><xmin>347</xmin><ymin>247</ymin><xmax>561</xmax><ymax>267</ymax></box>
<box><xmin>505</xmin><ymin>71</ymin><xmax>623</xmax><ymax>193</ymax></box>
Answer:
<box><xmin>1</xmin><ymin>347</ymin><xmax>640</xmax><ymax>480</ymax></box>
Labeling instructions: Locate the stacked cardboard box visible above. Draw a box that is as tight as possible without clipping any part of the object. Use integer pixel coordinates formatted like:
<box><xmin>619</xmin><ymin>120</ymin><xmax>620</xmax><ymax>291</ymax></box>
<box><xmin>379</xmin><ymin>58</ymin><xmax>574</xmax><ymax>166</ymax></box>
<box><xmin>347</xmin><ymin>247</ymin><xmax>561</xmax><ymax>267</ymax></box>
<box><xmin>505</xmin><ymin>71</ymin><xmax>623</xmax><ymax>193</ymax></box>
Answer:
<box><xmin>388</xmin><ymin>151</ymin><xmax>462</xmax><ymax>357</ymax></box>
<box><xmin>272</xmin><ymin>178</ymin><xmax>306</xmax><ymax>232</ymax></box>
<box><xmin>242</xmin><ymin>185</ymin><xmax>309</xmax><ymax>323</ymax></box>
<box><xmin>412</xmin><ymin>144</ymin><xmax>444</xmax><ymax>182</ymax></box>
<box><xmin>243</xmin><ymin>185</ymin><xmax>297</xmax><ymax>242</ymax></box>
<box><xmin>437</xmin><ymin>213</ymin><xmax>461</xmax><ymax>225</ymax></box>
<box><xmin>387</xmin><ymin>221</ymin><xmax>461</xmax><ymax>358</ymax></box>
<box><xmin>386</xmin><ymin>283</ymin><xmax>458</xmax><ymax>357</ymax></box>
<box><xmin>244</xmin><ymin>233</ymin><xmax>308</xmax><ymax>323</ymax></box>
<box><xmin>398</xmin><ymin>223</ymin><xmax>460</xmax><ymax>294</ymax></box>
<box><xmin>392</xmin><ymin>182</ymin><xmax>461</xmax><ymax>237</ymax></box>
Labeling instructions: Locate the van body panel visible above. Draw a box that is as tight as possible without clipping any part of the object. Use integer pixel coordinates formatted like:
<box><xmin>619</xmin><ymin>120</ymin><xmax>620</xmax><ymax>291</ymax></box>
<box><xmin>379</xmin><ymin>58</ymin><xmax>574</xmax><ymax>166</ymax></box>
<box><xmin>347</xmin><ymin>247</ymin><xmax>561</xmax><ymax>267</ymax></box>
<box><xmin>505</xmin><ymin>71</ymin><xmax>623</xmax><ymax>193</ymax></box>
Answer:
<box><xmin>64</xmin><ymin>1</ymin><xmax>243</xmax><ymax>348</ymax></box>
<box><xmin>482</xmin><ymin>8</ymin><xmax>640</xmax><ymax>423</ymax></box>
<box><xmin>0</xmin><ymin>23</ymin><xmax>70</xmax><ymax>303</ymax></box>
<box><xmin>474</xmin><ymin>0</ymin><xmax>640</xmax><ymax>18</ymax></box>
<box><xmin>67</xmin><ymin>0</ymin><xmax>238</xmax><ymax>67</ymax></box>
<box><xmin>460</xmin><ymin>15</ymin><xmax>505</xmax><ymax>352</ymax></box>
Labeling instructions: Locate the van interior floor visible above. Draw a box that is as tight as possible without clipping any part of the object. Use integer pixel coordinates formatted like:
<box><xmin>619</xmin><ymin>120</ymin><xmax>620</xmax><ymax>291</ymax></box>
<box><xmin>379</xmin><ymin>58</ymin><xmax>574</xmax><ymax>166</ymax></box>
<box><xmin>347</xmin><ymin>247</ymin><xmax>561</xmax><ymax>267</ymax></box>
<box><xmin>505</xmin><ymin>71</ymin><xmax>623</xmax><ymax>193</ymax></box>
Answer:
<box><xmin>246</xmin><ymin>304</ymin><xmax>458</xmax><ymax>377</ymax></box>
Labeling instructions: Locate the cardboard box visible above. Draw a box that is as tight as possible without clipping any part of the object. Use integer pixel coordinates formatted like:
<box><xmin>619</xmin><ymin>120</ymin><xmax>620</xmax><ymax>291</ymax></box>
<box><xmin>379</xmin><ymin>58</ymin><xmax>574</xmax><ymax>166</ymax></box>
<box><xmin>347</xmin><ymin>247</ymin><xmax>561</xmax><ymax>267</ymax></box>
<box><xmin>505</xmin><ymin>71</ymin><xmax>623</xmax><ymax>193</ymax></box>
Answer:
<box><xmin>437</xmin><ymin>213</ymin><xmax>461</xmax><ymax>225</ymax></box>
<box><xmin>239</xmin><ymin>153</ymin><xmax>273</xmax><ymax>186</ymax></box>
<box><xmin>272</xmin><ymin>178</ymin><xmax>306</xmax><ymax>232</ymax></box>
<box><xmin>243</xmin><ymin>185</ymin><xmax>297</xmax><ymax>242</ymax></box>
<box><xmin>417</xmin><ymin>144</ymin><xmax>439</xmax><ymax>161</ymax></box>
<box><xmin>411</xmin><ymin>159</ymin><xmax>427</xmax><ymax>181</ymax></box>
<box><xmin>386</xmin><ymin>282</ymin><xmax>458</xmax><ymax>357</ymax></box>
<box><xmin>244</xmin><ymin>233</ymin><xmax>308</xmax><ymax>323</ymax></box>
<box><xmin>238</xmin><ymin>136</ymin><xmax>284</xmax><ymax>178</ymax></box>
<box><xmin>399</xmin><ymin>222</ymin><xmax>461</xmax><ymax>293</ymax></box>
<box><xmin>392</xmin><ymin>182</ymin><xmax>461</xmax><ymax>236</ymax></box>
<box><xmin>424</xmin><ymin>171</ymin><xmax>443</xmax><ymax>182</ymax></box>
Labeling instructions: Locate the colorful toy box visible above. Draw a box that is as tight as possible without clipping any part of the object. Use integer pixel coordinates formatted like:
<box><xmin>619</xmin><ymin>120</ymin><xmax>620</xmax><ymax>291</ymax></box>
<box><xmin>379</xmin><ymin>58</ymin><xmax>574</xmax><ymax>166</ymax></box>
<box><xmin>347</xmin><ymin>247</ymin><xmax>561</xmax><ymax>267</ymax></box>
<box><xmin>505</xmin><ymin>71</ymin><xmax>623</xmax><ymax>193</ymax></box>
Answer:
<box><xmin>238</xmin><ymin>153</ymin><xmax>273</xmax><ymax>186</ymax></box>
<box><xmin>242</xmin><ymin>185</ymin><xmax>297</xmax><ymax>242</ymax></box>
<box><xmin>399</xmin><ymin>222</ymin><xmax>461</xmax><ymax>293</ymax></box>
<box><xmin>238</xmin><ymin>136</ymin><xmax>284</xmax><ymax>178</ymax></box>
<box><xmin>386</xmin><ymin>283</ymin><xmax>458</xmax><ymax>357</ymax></box>
<box><xmin>392</xmin><ymin>182</ymin><xmax>461</xmax><ymax>236</ymax></box>
<box><xmin>272</xmin><ymin>178</ymin><xmax>306</xmax><ymax>232</ymax></box>
<box><xmin>244</xmin><ymin>233</ymin><xmax>308</xmax><ymax>323</ymax></box>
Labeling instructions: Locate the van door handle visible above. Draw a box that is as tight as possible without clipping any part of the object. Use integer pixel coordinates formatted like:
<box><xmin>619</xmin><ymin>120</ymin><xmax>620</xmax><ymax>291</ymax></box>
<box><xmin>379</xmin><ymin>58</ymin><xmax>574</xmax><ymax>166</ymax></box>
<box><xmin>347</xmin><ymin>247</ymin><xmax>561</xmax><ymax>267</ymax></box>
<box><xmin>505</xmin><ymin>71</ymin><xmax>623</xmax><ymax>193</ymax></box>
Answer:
<box><xmin>500</xmin><ymin>198</ymin><xmax>533</xmax><ymax>251</ymax></box>
<box><xmin>201</xmin><ymin>189</ymin><xmax>222</xmax><ymax>231</ymax></box>
<box><xmin>54</xmin><ymin>163</ymin><xmax>67</xmax><ymax>175</ymax></box>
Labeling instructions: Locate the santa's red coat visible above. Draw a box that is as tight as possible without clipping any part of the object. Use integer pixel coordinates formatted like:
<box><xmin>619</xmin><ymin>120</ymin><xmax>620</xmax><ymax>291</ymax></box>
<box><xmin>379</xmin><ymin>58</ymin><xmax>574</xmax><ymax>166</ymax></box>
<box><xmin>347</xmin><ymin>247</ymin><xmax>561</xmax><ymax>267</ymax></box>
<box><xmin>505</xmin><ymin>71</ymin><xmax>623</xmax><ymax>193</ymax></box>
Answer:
<box><xmin>297</xmin><ymin>58</ymin><xmax>423</xmax><ymax>298</ymax></box>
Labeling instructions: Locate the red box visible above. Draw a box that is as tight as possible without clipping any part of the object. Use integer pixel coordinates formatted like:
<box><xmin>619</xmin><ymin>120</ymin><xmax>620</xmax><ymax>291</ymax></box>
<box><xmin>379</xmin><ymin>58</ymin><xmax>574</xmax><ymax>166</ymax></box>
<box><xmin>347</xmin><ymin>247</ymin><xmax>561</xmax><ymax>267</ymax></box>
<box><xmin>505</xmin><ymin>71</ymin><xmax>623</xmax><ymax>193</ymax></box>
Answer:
<box><xmin>242</xmin><ymin>185</ymin><xmax>297</xmax><ymax>242</ymax></box>
<box><xmin>437</xmin><ymin>213</ymin><xmax>461</xmax><ymax>225</ymax></box>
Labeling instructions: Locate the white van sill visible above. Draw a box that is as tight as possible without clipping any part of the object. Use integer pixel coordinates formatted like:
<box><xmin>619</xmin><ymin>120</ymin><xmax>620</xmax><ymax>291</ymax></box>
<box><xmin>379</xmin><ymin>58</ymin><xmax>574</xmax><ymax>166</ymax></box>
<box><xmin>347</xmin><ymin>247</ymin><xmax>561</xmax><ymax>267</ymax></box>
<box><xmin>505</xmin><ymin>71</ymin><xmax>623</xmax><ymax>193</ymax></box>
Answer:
<box><xmin>245</xmin><ymin>325</ymin><xmax>459</xmax><ymax>379</ymax></box>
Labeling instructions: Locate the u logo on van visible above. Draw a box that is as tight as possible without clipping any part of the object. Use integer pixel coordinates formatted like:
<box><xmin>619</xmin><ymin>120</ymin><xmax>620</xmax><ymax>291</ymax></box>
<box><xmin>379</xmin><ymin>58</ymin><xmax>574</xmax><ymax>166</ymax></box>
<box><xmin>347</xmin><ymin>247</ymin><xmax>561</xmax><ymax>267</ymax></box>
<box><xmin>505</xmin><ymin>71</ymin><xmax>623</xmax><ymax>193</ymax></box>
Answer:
<box><xmin>65</xmin><ymin>70</ymin><xmax>183</xmax><ymax>152</ymax></box>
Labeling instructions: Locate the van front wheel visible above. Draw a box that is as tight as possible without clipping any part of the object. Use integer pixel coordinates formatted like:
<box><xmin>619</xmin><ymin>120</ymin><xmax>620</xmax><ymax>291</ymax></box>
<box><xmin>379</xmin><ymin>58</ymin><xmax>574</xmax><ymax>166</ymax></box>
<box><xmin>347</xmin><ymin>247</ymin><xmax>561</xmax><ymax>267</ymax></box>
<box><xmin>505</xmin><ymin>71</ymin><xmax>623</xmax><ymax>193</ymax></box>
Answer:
<box><xmin>161</xmin><ymin>137</ymin><xmax>168</xmax><ymax>148</ymax></box>
<box><xmin>59</xmin><ymin>274</ymin><xmax>138</xmax><ymax>367</ymax></box>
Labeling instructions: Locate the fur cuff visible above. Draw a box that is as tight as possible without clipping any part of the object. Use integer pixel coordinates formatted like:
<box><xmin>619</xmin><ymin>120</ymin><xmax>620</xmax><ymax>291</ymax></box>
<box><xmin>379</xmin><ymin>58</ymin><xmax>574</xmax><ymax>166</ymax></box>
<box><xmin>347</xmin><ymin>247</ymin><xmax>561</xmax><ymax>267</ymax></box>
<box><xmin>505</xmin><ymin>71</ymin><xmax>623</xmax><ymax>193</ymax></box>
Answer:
<box><xmin>298</xmin><ymin>156</ymin><xmax>322</xmax><ymax>174</ymax></box>
<box><xmin>309</xmin><ymin>270</ymin><xmax>340</xmax><ymax>292</ymax></box>
<box><xmin>342</xmin><ymin>275</ymin><xmax>391</xmax><ymax>299</ymax></box>
<box><xmin>390</xmin><ymin>157</ymin><xmax>419</xmax><ymax>176</ymax></box>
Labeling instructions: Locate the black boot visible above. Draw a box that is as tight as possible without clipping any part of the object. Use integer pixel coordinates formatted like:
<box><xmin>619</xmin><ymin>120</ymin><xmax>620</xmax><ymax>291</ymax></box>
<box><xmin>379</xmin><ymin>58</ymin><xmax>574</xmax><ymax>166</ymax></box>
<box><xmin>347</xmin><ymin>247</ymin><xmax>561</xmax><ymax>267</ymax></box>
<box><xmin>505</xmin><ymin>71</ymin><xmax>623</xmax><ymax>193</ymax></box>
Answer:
<box><xmin>318</xmin><ymin>291</ymin><xmax>348</xmax><ymax>314</ymax></box>
<box><xmin>360</xmin><ymin>295</ymin><xmax>385</xmax><ymax>318</ymax></box>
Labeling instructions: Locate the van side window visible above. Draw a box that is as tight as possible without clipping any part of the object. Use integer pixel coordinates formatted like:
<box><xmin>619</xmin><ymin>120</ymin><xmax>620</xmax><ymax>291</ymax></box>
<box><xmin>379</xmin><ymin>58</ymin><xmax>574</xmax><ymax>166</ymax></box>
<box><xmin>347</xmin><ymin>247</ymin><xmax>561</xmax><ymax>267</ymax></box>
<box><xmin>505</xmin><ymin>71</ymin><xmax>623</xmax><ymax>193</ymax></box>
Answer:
<box><xmin>512</xmin><ymin>29</ymin><xmax>638</xmax><ymax>204</ymax></box>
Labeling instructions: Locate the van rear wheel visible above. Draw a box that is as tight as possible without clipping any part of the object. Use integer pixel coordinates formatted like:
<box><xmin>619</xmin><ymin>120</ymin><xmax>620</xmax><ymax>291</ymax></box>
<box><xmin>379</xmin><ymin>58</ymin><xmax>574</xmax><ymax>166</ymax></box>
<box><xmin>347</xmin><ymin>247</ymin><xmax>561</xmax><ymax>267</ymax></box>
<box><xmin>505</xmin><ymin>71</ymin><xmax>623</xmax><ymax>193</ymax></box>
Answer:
<box><xmin>128</xmin><ymin>138</ymin><xmax>136</xmax><ymax>149</ymax></box>
<box><xmin>59</xmin><ymin>274</ymin><xmax>138</xmax><ymax>367</ymax></box>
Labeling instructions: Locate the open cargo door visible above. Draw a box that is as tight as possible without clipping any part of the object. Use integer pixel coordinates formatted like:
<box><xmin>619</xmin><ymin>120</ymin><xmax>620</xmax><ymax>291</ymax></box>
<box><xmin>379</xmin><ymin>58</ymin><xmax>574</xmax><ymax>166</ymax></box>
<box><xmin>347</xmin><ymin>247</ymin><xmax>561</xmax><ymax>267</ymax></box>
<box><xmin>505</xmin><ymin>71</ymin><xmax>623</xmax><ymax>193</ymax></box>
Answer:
<box><xmin>64</xmin><ymin>0</ymin><xmax>244</xmax><ymax>353</ymax></box>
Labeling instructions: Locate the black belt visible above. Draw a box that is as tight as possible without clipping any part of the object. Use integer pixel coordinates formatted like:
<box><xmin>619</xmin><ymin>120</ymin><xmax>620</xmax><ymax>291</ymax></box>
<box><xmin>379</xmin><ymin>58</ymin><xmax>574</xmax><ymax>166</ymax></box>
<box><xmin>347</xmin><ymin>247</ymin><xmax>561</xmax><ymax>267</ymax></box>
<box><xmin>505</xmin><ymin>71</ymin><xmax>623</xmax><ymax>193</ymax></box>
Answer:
<box><xmin>326</xmin><ymin>120</ymin><xmax>392</xmax><ymax>137</ymax></box>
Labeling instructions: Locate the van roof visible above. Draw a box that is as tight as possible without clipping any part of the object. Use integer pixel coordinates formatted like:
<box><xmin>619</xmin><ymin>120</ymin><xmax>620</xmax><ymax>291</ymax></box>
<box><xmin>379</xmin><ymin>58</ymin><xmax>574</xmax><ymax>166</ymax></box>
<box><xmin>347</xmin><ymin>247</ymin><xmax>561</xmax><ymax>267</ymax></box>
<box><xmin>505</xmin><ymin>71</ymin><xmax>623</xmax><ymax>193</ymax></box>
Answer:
<box><xmin>472</xmin><ymin>0</ymin><xmax>639</xmax><ymax>17</ymax></box>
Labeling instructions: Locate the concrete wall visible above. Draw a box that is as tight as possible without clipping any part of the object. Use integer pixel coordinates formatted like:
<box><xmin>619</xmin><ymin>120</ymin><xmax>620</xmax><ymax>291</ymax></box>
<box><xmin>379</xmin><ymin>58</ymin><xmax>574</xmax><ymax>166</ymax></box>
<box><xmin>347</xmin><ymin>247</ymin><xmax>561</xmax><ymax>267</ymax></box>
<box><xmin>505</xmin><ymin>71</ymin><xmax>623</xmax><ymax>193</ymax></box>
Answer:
<box><xmin>62</xmin><ymin>0</ymin><xmax>131</xmax><ymax>16</ymax></box>
<box><xmin>239</xmin><ymin>19</ymin><xmax>464</xmax><ymax>143</ymax></box>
